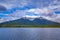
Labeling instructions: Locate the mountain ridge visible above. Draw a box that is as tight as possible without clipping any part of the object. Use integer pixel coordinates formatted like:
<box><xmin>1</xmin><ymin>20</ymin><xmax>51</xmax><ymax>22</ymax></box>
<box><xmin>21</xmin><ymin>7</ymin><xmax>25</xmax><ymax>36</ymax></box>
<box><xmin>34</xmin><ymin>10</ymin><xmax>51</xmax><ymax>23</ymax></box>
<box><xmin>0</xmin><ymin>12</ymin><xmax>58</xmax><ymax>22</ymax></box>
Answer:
<box><xmin>0</xmin><ymin>17</ymin><xmax>60</xmax><ymax>25</ymax></box>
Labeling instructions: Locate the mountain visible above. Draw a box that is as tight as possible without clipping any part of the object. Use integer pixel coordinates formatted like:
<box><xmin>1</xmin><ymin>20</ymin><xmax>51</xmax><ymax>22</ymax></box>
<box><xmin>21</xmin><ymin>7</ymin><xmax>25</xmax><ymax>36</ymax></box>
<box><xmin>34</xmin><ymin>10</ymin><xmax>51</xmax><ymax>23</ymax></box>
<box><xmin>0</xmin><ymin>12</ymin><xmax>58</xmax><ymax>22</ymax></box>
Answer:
<box><xmin>0</xmin><ymin>17</ymin><xmax>60</xmax><ymax>27</ymax></box>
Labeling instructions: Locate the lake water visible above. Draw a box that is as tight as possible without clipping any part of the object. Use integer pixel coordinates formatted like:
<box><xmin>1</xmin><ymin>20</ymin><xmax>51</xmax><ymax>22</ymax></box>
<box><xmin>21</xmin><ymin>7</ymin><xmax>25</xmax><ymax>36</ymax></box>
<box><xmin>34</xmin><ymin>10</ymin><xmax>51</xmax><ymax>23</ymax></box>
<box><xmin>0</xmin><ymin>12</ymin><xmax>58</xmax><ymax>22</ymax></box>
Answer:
<box><xmin>0</xmin><ymin>28</ymin><xmax>60</xmax><ymax>40</ymax></box>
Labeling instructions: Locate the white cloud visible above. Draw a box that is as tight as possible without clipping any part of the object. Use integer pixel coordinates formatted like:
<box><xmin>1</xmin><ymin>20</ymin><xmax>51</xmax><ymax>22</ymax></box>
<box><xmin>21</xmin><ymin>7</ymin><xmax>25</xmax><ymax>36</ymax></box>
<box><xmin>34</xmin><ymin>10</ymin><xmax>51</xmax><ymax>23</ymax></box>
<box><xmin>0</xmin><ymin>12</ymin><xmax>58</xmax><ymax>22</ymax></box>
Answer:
<box><xmin>41</xmin><ymin>14</ymin><xmax>60</xmax><ymax>23</ymax></box>
<box><xmin>27</xmin><ymin>7</ymin><xmax>57</xmax><ymax>17</ymax></box>
<box><xmin>25</xmin><ymin>15</ymin><xmax>40</xmax><ymax>18</ymax></box>
<box><xmin>51</xmin><ymin>14</ymin><xmax>60</xmax><ymax>23</ymax></box>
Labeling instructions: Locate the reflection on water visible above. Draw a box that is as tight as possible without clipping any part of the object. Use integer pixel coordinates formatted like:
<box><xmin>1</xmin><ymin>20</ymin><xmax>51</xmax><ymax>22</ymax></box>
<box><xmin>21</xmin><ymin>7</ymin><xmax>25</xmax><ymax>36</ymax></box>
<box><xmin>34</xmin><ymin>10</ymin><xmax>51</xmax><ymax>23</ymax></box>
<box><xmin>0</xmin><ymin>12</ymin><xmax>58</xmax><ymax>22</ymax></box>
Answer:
<box><xmin>0</xmin><ymin>28</ymin><xmax>60</xmax><ymax>40</ymax></box>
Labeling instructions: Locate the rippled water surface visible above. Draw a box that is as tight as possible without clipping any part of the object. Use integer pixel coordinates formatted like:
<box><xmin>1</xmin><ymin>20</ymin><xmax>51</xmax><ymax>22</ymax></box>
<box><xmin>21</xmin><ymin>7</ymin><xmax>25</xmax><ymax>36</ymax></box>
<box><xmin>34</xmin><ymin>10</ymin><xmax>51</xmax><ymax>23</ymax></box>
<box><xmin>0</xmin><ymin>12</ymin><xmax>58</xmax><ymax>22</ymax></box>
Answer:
<box><xmin>0</xmin><ymin>28</ymin><xmax>60</xmax><ymax>40</ymax></box>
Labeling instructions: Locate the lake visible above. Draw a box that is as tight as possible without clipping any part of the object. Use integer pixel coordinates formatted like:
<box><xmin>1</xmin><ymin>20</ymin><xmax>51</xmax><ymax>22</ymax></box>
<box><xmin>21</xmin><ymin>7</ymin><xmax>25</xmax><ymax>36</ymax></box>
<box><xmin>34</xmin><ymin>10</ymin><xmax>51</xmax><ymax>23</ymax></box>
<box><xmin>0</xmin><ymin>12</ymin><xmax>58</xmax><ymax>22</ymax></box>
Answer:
<box><xmin>0</xmin><ymin>28</ymin><xmax>60</xmax><ymax>40</ymax></box>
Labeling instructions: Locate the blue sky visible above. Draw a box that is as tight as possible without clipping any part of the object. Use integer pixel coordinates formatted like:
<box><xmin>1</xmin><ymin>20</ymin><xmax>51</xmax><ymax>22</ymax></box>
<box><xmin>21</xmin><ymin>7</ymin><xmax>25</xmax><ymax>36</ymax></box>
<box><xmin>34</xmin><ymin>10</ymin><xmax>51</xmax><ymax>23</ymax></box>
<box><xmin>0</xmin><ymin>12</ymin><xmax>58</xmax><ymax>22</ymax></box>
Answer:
<box><xmin>0</xmin><ymin>0</ymin><xmax>60</xmax><ymax>23</ymax></box>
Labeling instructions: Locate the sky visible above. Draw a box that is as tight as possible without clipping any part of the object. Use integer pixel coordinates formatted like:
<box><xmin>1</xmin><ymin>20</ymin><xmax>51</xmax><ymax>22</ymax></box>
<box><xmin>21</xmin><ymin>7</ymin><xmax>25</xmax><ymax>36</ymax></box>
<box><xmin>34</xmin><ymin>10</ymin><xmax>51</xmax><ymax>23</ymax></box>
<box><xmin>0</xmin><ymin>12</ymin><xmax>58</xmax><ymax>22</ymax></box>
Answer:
<box><xmin>0</xmin><ymin>0</ymin><xmax>60</xmax><ymax>23</ymax></box>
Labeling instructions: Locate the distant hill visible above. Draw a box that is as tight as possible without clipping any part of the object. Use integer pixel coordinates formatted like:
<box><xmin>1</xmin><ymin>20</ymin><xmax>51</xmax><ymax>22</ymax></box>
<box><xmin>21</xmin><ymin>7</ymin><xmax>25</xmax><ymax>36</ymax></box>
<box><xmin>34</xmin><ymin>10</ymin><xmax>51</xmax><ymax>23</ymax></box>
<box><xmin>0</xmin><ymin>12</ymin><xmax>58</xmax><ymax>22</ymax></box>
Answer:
<box><xmin>0</xmin><ymin>17</ymin><xmax>60</xmax><ymax>27</ymax></box>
